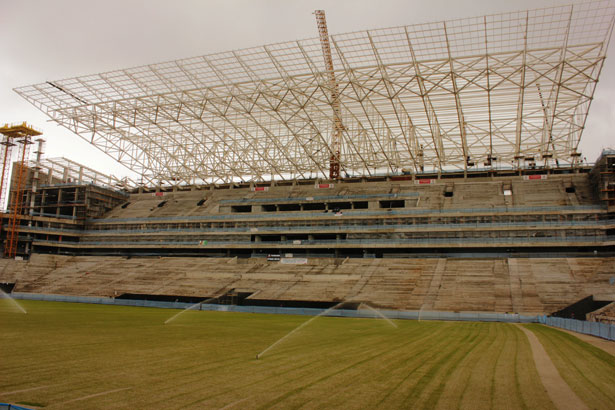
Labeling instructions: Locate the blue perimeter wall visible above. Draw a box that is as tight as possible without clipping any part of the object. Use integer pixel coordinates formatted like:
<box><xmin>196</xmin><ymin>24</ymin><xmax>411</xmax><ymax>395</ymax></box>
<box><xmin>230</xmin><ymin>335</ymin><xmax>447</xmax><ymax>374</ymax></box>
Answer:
<box><xmin>12</xmin><ymin>291</ymin><xmax>536</xmax><ymax>322</ymax></box>
<box><xmin>10</xmin><ymin>292</ymin><xmax>615</xmax><ymax>341</ymax></box>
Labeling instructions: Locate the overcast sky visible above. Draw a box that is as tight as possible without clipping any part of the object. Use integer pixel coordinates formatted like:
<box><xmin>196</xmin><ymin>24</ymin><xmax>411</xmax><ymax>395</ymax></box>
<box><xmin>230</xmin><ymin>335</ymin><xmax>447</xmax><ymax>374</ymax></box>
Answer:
<box><xmin>1</xmin><ymin>0</ymin><xmax>613</xmax><ymax>180</ymax></box>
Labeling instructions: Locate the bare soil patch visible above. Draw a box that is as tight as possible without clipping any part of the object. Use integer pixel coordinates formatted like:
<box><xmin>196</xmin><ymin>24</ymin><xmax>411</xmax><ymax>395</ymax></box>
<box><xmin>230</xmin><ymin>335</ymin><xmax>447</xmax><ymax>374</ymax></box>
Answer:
<box><xmin>516</xmin><ymin>325</ymin><xmax>587</xmax><ymax>410</ymax></box>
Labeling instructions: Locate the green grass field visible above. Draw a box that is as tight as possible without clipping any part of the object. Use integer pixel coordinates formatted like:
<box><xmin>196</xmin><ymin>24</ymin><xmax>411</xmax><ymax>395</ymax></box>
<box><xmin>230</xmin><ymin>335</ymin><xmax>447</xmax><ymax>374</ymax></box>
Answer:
<box><xmin>1</xmin><ymin>300</ymin><xmax>614</xmax><ymax>410</ymax></box>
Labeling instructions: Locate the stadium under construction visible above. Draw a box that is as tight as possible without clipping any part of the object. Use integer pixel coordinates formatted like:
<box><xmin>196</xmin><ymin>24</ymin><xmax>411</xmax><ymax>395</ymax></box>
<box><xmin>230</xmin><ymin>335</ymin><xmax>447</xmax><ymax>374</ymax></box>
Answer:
<box><xmin>1</xmin><ymin>2</ymin><xmax>614</xmax><ymax>320</ymax></box>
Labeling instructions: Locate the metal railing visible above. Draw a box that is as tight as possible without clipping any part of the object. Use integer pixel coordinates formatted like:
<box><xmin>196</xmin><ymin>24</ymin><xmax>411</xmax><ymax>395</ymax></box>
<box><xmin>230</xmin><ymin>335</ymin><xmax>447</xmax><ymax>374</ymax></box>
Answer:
<box><xmin>19</xmin><ymin>218</ymin><xmax>613</xmax><ymax>239</ymax></box>
<box><xmin>539</xmin><ymin>316</ymin><xmax>615</xmax><ymax>341</ymax></box>
<box><xmin>75</xmin><ymin>218</ymin><xmax>615</xmax><ymax>236</ymax></box>
<box><xmin>86</xmin><ymin>204</ymin><xmax>606</xmax><ymax>224</ymax></box>
<box><xmin>30</xmin><ymin>211</ymin><xmax>78</xmax><ymax>220</ymax></box>
<box><xmin>34</xmin><ymin>235</ymin><xmax>611</xmax><ymax>248</ymax></box>
<box><xmin>218</xmin><ymin>192</ymin><xmax>420</xmax><ymax>204</ymax></box>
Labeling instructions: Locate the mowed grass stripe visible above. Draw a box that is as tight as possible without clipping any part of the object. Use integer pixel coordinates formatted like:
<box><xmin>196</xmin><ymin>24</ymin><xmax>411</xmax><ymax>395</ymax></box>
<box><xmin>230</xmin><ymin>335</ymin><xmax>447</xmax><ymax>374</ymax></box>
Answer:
<box><xmin>67</xmin><ymin>310</ymin><xmax>402</xmax><ymax>406</ymax></box>
<box><xmin>1</xmin><ymin>302</ymin><xmax>458</xmax><ymax>406</ymax></box>
<box><xmin>458</xmin><ymin>324</ymin><xmax>503</xmax><ymax>408</ymax></box>
<box><xmin>0</xmin><ymin>303</ymin><xmax>198</xmax><ymax>405</ymax></box>
<box><xmin>248</xmin><ymin>322</ymin><xmax>451</xmax><ymax>410</ymax></box>
<box><xmin>2</xmin><ymin>300</ymin><xmax>613</xmax><ymax>409</ymax></box>
<box><xmin>255</xmin><ymin>322</ymin><xmax>448</xmax><ymax>407</ymax></box>
<box><xmin>401</xmin><ymin>323</ymin><xmax>483</xmax><ymax>408</ymax></box>
<box><xmin>376</xmin><ymin>324</ymin><xmax>474</xmax><ymax>408</ymax></box>
<box><xmin>313</xmin><ymin>323</ymin><xmax>454</xmax><ymax>409</ymax></box>
<box><xmin>312</xmin><ymin>323</ymin><xmax>482</xmax><ymax>409</ymax></box>
<box><xmin>252</xmin><ymin>324</ymin><xmax>438</xmax><ymax>410</ymax></box>
<box><xmin>179</xmin><ymin>320</ymin><xmax>444</xmax><ymax>409</ymax></box>
<box><xmin>3</xmin><ymin>304</ymin><xmax>256</xmax><ymax>386</ymax></box>
<box><xmin>455</xmin><ymin>324</ymin><xmax>524</xmax><ymax>410</ymax></box>
<box><xmin>433</xmin><ymin>323</ymin><xmax>502</xmax><ymax>410</ymax></box>
<box><xmin>525</xmin><ymin>324</ymin><xmax>615</xmax><ymax>410</ymax></box>
<box><xmin>489</xmin><ymin>325</ymin><xmax>517</xmax><ymax>409</ymax></box>
<box><xmin>142</xmin><ymin>322</ymin><xmax>460</xmax><ymax>409</ymax></box>
<box><xmin>334</xmin><ymin>323</ymin><xmax>486</xmax><ymax>409</ymax></box>
<box><xmin>495</xmin><ymin>325</ymin><xmax>553</xmax><ymax>410</ymax></box>
<box><xmin>111</xmin><ymin>311</ymin><xmax>347</xmax><ymax>407</ymax></box>
<box><xmin>148</xmin><ymin>318</ymin><xmax>415</xmax><ymax>406</ymax></box>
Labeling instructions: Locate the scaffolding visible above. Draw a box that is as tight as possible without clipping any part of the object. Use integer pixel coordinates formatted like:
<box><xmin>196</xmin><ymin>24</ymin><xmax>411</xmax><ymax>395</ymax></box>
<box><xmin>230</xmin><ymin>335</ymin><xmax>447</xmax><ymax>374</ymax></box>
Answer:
<box><xmin>26</xmin><ymin>157</ymin><xmax>136</xmax><ymax>191</ymax></box>
<box><xmin>14</xmin><ymin>2</ymin><xmax>615</xmax><ymax>186</ymax></box>
<box><xmin>0</xmin><ymin>135</ymin><xmax>15</xmax><ymax>209</ymax></box>
<box><xmin>0</xmin><ymin>123</ymin><xmax>42</xmax><ymax>258</ymax></box>
<box><xmin>590</xmin><ymin>149</ymin><xmax>615</xmax><ymax>210</ymax></box>
<box><xmin>0</xmin><ymin>155</ymin><xmax>129</xmax><ymax>257</ymax></box>
<box><xmin>22</xmin><ymin>157</ymin><xmax>129</xmax><ymax>220</ymax></box>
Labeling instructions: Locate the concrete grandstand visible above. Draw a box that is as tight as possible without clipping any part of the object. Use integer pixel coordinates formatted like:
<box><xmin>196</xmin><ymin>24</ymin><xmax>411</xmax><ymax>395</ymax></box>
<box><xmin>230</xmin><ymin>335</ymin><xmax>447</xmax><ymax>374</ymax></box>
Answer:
<box><xmin>1</xmin><ymin>2</ymin><xmax>614</xmax><ymax>319</ymax></box>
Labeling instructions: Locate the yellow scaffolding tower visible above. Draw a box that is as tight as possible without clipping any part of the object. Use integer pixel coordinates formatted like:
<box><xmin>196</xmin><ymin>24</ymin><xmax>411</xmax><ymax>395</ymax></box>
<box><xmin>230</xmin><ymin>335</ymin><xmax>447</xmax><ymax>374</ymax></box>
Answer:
<box><xmin>0</xmin><ymin>123</ymin><xmax>42</xmax><ymax>258</ymax></box>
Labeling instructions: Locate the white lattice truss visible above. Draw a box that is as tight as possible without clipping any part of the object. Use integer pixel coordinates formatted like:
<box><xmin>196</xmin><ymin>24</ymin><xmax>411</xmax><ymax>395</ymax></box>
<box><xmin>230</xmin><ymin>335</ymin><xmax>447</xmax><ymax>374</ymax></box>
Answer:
<box><xmin>15</xmin><ymin>1</ymin><xmax>615</xmax><ymax>186</ymax></box>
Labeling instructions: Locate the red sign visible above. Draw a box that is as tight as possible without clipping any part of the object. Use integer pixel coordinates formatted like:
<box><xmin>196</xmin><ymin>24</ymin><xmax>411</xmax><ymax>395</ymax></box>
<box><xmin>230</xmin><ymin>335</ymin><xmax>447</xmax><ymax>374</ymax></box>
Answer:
<box><xmin>316</xmin><ymin>183</ymin><xmax>334</xmax><ymax>189</ymax></box>
<box><xmin>525</xmin><ymin>175</ymin><xmax>547</xmax><ymax>180</ymax></box>
<box><xmin>252</xmin><ymin>186</ymin><xmax>269</xmax><ymax>192</ymax></box>
<box><xmin>415</xmin><ymin>179</ymin><xmax>435</xmax><ymax>185</ymax></box>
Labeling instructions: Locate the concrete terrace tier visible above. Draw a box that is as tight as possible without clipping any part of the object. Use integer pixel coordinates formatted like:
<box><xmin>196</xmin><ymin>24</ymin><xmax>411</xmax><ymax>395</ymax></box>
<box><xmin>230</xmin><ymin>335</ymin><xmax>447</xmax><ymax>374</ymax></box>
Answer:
<box><xmin>9</xmin><ymin>171</ymin><xmax>612</xmax><ymax>258</ymax></box>
<box><xmin>1</xmin><ymin>254</ymin><xmax>613</xmax><ymax>315</ymax></box>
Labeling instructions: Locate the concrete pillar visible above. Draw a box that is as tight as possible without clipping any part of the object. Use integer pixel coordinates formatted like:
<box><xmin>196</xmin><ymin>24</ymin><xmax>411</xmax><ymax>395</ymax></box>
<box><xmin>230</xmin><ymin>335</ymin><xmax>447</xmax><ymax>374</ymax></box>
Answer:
<box><xmin>56</xmin><ymin>189</ymin><xmax>62</xmax><ymax>217</ymax></box>
<box><xmin>40</xmin><ymin>190</ymin><xmax>46</xmax><ymax>217</ymax></box>
<box><xmin>29</xmin><ymin>139</ymin><xmax>44</xmax><ymax>218</ymax></box>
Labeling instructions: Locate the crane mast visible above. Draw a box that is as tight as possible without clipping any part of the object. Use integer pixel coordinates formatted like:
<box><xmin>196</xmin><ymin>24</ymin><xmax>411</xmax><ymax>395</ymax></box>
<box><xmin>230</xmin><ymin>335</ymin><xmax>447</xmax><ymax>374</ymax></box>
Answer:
<box><xmin>314</xmin><ymin>10</ymin><xmax>342</xmax><ymax>179</ymax></box>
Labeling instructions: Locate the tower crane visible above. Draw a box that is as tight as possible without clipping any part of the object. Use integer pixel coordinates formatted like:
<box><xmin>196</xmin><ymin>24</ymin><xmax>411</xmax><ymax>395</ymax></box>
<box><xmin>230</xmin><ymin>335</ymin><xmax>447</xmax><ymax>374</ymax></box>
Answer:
<box><xmin>314</xmin><ymin>10</ymin><xmax>343</xmax><ymax>180</ymax></box>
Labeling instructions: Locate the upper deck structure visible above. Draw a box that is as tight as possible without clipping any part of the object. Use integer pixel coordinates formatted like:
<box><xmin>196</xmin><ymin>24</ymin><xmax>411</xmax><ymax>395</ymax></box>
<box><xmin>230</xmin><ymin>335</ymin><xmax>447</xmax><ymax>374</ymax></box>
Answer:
<box><xmin>14</xmin><ymin>2</ymin><xmax>615</xmax><ymax>187</ymax></box>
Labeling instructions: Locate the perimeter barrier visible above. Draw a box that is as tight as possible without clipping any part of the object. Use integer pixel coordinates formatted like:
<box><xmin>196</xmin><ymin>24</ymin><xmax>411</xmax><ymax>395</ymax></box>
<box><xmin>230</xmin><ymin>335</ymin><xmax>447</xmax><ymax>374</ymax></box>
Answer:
<box><xmin>12</xmin><ymin>292</ymin><xmax>536</xmax><ymax>323</ymax></box>
<box><xmin>16</xmin><ymin>292</ymin><xmax>615</xmax><ymax>338</ymax></box>
<box><xmin>0</xmin><ymin>403</ymin><xmax>35</xmax><ymax>410</ymax></box>
<box><xmin>538</xmin><ymin>315</ymin><xmax>615</xmax><ymax>341</ymax></box>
